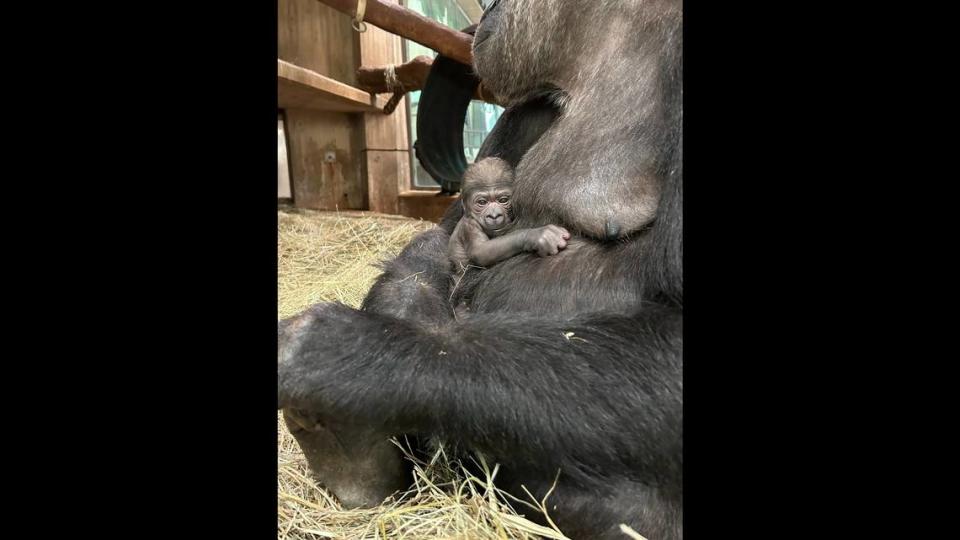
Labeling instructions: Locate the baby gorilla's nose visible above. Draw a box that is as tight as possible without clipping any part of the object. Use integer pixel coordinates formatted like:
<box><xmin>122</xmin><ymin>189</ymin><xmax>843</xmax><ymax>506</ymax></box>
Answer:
<box><xmin>485</xmin><ymin>208</ymin><xmax>504</xmax><ymax>226</ymax></box>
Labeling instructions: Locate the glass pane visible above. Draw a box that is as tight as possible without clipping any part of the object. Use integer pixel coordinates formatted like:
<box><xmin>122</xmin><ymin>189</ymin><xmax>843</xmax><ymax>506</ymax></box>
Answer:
<box><xmin>404</xmin><ymin>0</ymin><xmax>504</xmax><ymax>189</ymax></box>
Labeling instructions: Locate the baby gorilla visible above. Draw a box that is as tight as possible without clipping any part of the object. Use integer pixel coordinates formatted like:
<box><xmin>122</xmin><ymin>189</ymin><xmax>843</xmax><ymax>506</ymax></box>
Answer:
<box><xmin>448</xmin><ymin>157</ymin><xmax>570</xmax><ymax>272</ymax></box>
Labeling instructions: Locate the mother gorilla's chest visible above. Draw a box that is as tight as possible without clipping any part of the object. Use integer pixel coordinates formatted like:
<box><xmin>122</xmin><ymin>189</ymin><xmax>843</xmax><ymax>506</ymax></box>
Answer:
<box><xmin>507</xmin><ymin>117</ymin><xmax>662</xmax><ymax>243</ymax></box>
<box><xmin>454</xmin><ymin>238</ymin><xmax>647</xmax><ymax>318</ymax></box>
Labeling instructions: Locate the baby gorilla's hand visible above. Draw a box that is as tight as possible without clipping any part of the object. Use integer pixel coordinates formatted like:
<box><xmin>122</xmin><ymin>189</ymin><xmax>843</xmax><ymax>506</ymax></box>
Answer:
<box><xmin>526</xmin><ymin>225</ymin><xmax>571</xmax><ymax>257</ymax></box>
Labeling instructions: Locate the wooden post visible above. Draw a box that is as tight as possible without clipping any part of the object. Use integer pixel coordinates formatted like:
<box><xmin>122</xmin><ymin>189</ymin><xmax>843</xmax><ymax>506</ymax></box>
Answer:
<box><xmin>356</xmin><ymin>55</ymin><xmax>501</xmax><ymax>105</ymax></box>
<box><xmin>356</xmin><ymin>0</ymin><xmax>411</xmax><ymax>215</ymax></box>
<box><xmin>357</xmin><ymin>55</ymin><xmax>433</xmax><ymax>92</ymax></box>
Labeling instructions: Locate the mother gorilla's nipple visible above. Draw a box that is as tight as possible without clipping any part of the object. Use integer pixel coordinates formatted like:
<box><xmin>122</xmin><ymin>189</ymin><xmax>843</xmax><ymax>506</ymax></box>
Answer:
<box><xmin>604</xmin><ymin>220</ymin><xmax>622</xmax><ymax>242</ymax></box>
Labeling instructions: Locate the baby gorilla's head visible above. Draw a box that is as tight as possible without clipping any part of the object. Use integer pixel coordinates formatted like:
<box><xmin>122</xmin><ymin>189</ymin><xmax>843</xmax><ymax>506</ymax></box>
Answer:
<box><xmin>461</xmin><ymin>157</ymin><xmax>515</xmax><ymax>236</ymax></box>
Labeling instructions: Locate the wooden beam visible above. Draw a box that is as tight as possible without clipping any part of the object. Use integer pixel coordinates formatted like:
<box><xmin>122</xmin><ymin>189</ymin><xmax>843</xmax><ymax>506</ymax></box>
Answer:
<box><xmin>357</xmin><ymin>55</ymin><xmax>433</xmax><ymax>93</ymax></box>
<box><xmin>278</xmin><ymin>59</ymin><xmax>387</xmax><ymax>113</ymax></box>
<box><xmin>356</xmin><ymin>55</ymin><xmax>501</xmax><ymax>105</ymax></box>
<box><xmin>315</xmin><ymin>0</ymin><xmax>474</xmax><ymax>66</ymax></box>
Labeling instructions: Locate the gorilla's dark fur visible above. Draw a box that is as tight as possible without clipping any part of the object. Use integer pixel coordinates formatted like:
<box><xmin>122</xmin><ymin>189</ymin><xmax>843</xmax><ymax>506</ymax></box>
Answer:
<box><xmin>278</xmin><ymin>0</ymin><xmax>682</xmax><ymax>538</ymax></box>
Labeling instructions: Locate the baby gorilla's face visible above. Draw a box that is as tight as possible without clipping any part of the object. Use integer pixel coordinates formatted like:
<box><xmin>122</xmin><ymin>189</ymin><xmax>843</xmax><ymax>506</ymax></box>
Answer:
<box><xmin>460</xmin><ymin>157</ymin><xmax>516</xmax><ymax>236</ymax></box>
<box><xmin>469</xmin><ymin>187</ymin><xmax>513</xmax><ymax>234</ymax></box>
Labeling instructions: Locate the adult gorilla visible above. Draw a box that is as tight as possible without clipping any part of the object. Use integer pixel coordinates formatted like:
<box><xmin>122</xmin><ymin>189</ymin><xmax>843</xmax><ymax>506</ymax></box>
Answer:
<box><xmin>278</xmin><ymin>0</ymin><xmax>682</xmax><ymax>538</ymax></box>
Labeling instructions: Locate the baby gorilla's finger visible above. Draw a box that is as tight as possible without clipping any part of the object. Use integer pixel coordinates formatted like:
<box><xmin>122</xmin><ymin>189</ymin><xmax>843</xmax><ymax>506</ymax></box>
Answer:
<box><xmin>545</xmin><ymin>244</ymin><xmax>558</xmax><ymax>256</ymax></box>
<box><xmin>544</xmin><ymin>231</ymin><xmax>566</xmax><ymax>247</ymax></box>
<box><xmin>544</xmin><ymin>232</ymin><xmax>566</xmax><ymax>255</ymax></box>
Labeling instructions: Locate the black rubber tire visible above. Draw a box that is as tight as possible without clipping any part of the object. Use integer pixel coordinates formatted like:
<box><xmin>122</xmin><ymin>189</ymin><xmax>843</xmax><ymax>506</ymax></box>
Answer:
<box><xmin>412</xmin><ymin>27</ymin><xmax>479</xmax><ymax>195</ymax></box>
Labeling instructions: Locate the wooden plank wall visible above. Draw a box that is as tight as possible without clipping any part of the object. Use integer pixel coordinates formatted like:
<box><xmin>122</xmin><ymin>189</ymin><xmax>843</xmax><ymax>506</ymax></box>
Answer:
<box><xmin>278</xmin><ymin>0</ymin><xmax>359</xmax><ymax>86</ymax></box>
<box><xmin>278</xmin><ymin>0</ymin><xmax>439</xmax><ymax>218</ymax></box>
<box><xmin>285</xmin><ymin>109</ymin><xmax>365</xmax><ymax>210</ymax></box>
<box><xmin>279</xmin><ymin>0</ymin><xmax>366</xmax><ymax>211</ymax></box>
<box><xmin>399</xmin><ymin>191</ymin><xmax>459</xmax><ymax>222</ymax></box>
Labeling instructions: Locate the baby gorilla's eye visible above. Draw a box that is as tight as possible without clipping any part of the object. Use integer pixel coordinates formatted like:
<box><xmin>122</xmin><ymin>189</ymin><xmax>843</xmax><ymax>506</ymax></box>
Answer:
<box><xmin>476</xmin><ymin>199</ymin><xmax>488</xmax><ymax>206</ymax></box>
<box><xmin>498</xmin><ymin>196</ymin><xmax>509</xmax><ymax>204</ymax></box>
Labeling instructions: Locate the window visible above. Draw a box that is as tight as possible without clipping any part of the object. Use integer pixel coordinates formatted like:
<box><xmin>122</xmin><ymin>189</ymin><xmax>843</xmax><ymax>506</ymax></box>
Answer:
<box><xmin>403</xmin><ymin>0</ymin><xmax>503</xmax><ymax>189</ymax></box>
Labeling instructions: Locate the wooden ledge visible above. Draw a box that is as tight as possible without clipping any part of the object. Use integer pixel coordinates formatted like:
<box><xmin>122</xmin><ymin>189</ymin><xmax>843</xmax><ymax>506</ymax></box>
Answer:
<box><xmin>399</xmin><ymin>190</ymin><xmax>458</xmax><ymax>199</ymax></box>
<box><xmin>278</xmin><ymin>60</ymin><xmax>388</xmax><ymax>113</ymax></box>
<box><xmin>398</xmin><ymin>190</ymin><xmax>459</xmax><ymax>223</ymax></box>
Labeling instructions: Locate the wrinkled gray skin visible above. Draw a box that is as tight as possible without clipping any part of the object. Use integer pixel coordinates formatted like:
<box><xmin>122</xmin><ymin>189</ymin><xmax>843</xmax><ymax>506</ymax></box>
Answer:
<box><xmin>279</xmin><ymin>0</ymin><xmax>682</xmax><ymax>535</ymax></box>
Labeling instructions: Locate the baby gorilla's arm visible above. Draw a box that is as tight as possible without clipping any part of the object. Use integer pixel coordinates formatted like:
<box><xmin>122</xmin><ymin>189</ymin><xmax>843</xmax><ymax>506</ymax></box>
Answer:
<box><xmin>467</xmin><ymin>224</ymin><xmax>570</xmax><ymax>267</ymax></box>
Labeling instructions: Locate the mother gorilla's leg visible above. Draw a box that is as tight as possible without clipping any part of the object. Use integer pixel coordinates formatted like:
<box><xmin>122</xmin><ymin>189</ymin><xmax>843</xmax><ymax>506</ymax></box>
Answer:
<box><xmin>279</xmin><ymin>227</ymin><xmax>456</xmax><ymax>508</ymax></box>
<box><xmin>361</xmin><ymin>227</ymin><xmax>456</xmax><ymax>325</ymax></box>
